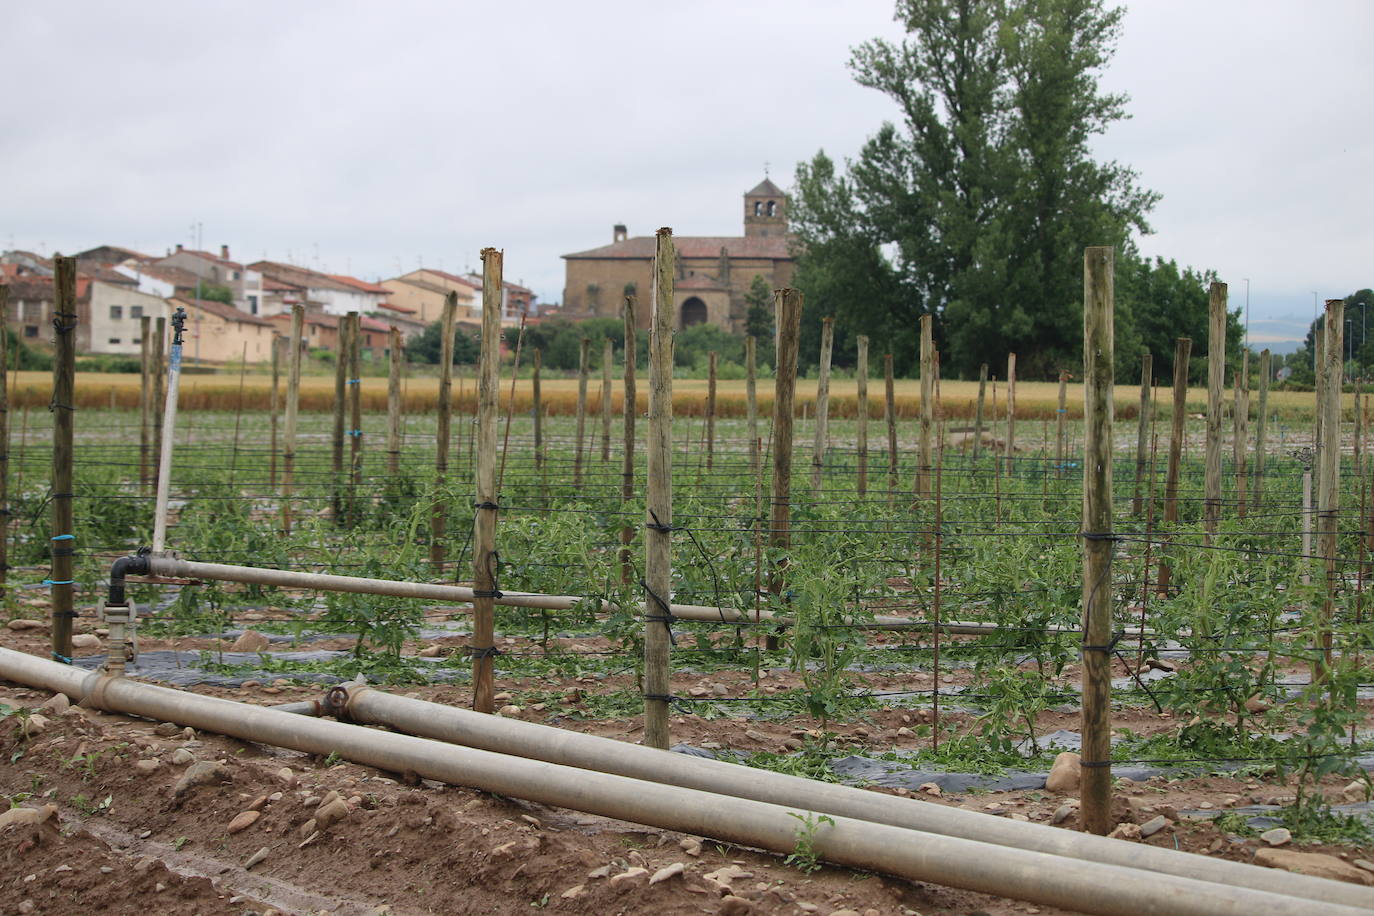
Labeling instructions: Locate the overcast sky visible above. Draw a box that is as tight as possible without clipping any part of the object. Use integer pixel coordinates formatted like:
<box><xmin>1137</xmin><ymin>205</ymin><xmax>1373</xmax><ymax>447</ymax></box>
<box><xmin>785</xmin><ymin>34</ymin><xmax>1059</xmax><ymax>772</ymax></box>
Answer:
<box><xmin>4</xmin><ymin>0</ymin><xmax>1370</xmax><ymax>350</ymax></box>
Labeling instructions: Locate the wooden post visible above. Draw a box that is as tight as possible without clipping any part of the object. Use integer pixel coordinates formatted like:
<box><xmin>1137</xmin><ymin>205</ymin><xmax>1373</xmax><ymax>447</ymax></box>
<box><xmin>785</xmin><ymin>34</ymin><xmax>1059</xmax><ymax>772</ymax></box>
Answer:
<box><xmin>532</xmin><ymin>348</ymin><xmax>544</xmax><ymax>491</ymax></box>
<box><xmin>1055</xmin><ymin>370</ymin><xmax>1069</xmax><ymax>479</ymax></box>
<box><xmin>643</xmin><ymin>229</ymin><xmax>676</xmax><ymax>749</ymax></box>
<box><xmin>745</xmin><ymin>336</ymin><xmax>759</xmax><ymax>480</ymax></box>
<box><xmin>1233</xmin><ymin>351</ymin><xmax>1249</xmax><ymax>518</ymax></box>
<box><xmin>469</xmin><ymin>250</ymin><xmax>503</xmax><ymax>713</ymax></box>
<box><xmin>152</xmin><ymin>316</ymin><xmax>166</xmax><ymax>489</ymax></box>
<box><xmin>1132</xmin><ymin>353</ymin><xmax>1152</xmax><ymax>515</ymax></box>
<box><xmin>1252</xmin><ymin>349</ymin><xmax>1271</xmax><ymax>510</ymax></box>
<box><xmin>885</xmin><ymin>353</ymin><xmax>897</xmax><ymax>503</ymax></box>
<box><xmin>282</xmin><ymin>305</ymin><xmax>302</xmax><ymax>535</ymax></box>
<box><xmin>769</xmin><ymin>288</ymin><xmax>804</xmax><ymax>652</ymax></box>
<box><xmin>917</xmin><ymin>314</ymin><xmax>933</xmax><ymax>499</ymax></box>
<box><xmin>347</xmin><ymin>313</ymin><xmax>363</xmax><ymax>526</ymax></box>
<box><xmin>574</xmin><ymin>338</ymin><xmax>590</xmax><ymax>489</ymax></box>
<box><xmin>1204</xmin><ymin>282</ymin><xmax>1226</xmax><ymax>539</ymax></box>
<box><xmin>50</xmin><ymin>257</ymin><xmax>78</xmax><ymax>664</ymax></box>
<box><xmin>1005</xmin><ymin>353</ymin><xmax>1018</xmax><ymax>473</ymax></box>
<box><xmin>601</xmin><ymin>337</ymin><xmax>614</xmax><ymax>463</ymax></box>
<box><xmin>620</xmin><ymin>297</ymin><xmax>638</xmax><ymax>583</ymax></box>
<box><xmin>856</xmin><ymin>335</ymin><xmax>869</xmax><ymax>497</ymax></box>
<box><xmin>1164</xmin><ymin>338</ymin><xmax>1192</xmax><ymax>525</ymax></box>
<box><xmin>387</xmin><ymin>326</ymin><xmax>403</xmax><ymax>477</ymax></box>
<box><xmin>139</xmin><ymin>315</ymin><xmax>153</xmax><ymax>494</ymax></box>
<box><xmin>430</xmin><ymin>292</ymin><xmax>457</xmax><ymax>572</ymax></box>
<box><xmin>1317</xmin><ymin>300</ymin><xmax>1343</xmax><ymax>678</ymax></box>
<box><xmin>332</xmin><ymin>312</ymin><xmax>349</xmax><ymax>523</ymax></box>
<box><xmin>0</xmin><ymin>287</ymin><xmax>8</xmax><ymax>603</ymax></box>
<box><xmin>1079</xmin><ymin>246</ymin><xmax>1115</xmax><ymax>836</ymax></box>
<box><xmin>269</xmin><ymin>335</ymin><xmax>281</xmax><ymax>489</ymax></box>
<box><xmin>1315</xmin><ymin>329</ymin><xmax>1326</xmax><ymax>500</ymax></box>
<box><xmin>972</xmin><ymin>363</ymin><xmax>988</xmax><ymax>461</ymax></box>
<box><xmin>706</xmin><ymin>351</ymin><xmax>718</xmax><ymax>471</ymax></box>
<box><xmin>811</xmin><ymin>317</ymin><xmax>833</xmax><ymax>491</ymax></box>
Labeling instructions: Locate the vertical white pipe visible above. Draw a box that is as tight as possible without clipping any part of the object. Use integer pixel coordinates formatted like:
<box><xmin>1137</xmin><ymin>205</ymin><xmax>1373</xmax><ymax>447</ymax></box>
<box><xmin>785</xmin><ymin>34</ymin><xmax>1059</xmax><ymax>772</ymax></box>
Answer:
<box><xmin>151</xmin><ymin>307</ymin><xmax>187</xmax><ymax>554</ymax></box>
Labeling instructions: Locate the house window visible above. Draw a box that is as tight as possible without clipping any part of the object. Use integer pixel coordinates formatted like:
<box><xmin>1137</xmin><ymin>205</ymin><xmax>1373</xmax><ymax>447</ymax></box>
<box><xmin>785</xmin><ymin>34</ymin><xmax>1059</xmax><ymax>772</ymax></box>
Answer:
<box><xmin>248</xmin><ymin>295</ymin><xmax>259</xmax><ymax>315</ymax></box>
<box><xmin>24</xmin><ymin>326</ymin><xmax>38</xmax><ymax>338</ymax></box>
<box><xmin>233</xmin><ymin>271</ymin><xmax>241</xmax><ymax>281</ymax></box>
<box><xmin>110</xmin><ymin>305</ymin><xmax>123</xmax><ymax>320</ymax></box>
<box><xmin>130</xmin><ymin>305</ymin><xmax>143</xmax><ymax>319</ymax></box>
<box><xmin>108</xmin><ymin>338</ymin><xmax>121</xmax><ymax>345</ymax></box>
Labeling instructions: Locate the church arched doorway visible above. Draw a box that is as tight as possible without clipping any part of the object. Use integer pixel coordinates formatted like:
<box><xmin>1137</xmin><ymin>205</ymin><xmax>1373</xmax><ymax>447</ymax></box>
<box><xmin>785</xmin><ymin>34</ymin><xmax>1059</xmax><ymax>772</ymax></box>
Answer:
<box><xmin>680</xmin><ymin>297</ymin><xmax>708</xmax><ymax>328</ymax></box>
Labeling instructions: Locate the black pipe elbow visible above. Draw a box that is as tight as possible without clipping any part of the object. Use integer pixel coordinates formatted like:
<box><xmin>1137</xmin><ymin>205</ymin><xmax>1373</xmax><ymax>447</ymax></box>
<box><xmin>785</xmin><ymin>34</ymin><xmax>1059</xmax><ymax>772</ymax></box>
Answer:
<box><xmin>108</xmin><ymin>554</ymin><xmax>151</xmax><ymax>606</ymax></box>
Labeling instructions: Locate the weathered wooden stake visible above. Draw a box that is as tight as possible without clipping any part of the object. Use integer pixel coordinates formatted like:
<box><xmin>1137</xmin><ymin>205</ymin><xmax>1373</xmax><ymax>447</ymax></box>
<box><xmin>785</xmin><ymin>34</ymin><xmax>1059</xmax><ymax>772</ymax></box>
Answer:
<box><xmin>745</xmin><ymin>336</ymin><xmax>759</xmax><ymax>480</ymax></box>
<box><xmin>1252</xmin><ymin>349</ymin><xmax>1271</xmax><ymax>510</ymax></box>
<box><xmin>1055</xmin><ymin>370</ymin><xmax>1069</xmax><ymax>479</ymax></box>
<box><xmin>1233</xmin><ymin>351</ymin><xmax>1249</xmax><ymax>518</ymax></box>
<box><xmin>917</xmin><ymin>315</ymin><xmax>933</xmax><ymax>499</ymax></box>
<box><xmin>706</xmin><ymin>351</ymin><xmax>718</xmax><ymax>471</ymax></box>
<box><xmin>282</xmin><ymin>305</ymin><xmax>302</xmax><ymax>534</ymax></box>
<box><xmin>347</xmin><ymin>313</ymin><xmax>363</xmax><ymax>526</ymax></box>
<box><xmin>885</xmin><ymin>353</ymin><xmax>897</xmax><ymax>504</ymax></box>
<box><xmin>1132</xmin><ymin>353</ymin><xmax>1152</xmax><ymax>515</ymax></box>
<box><xmin>139</xmin><ymin>315</ymin><xmax>153</xmax><ymax>494</ymax></box>
<box><xmin>769</xmin><ymin>288</ymin><xmax>804</xmax><ymax>653</ymax></box>
<box><xmin>269</xmin><ymin>335</ymin><xmax>281</xmax><ymax>489</ymax></box>
<box><xmin>972</xmin><ymin>363</ymin><xmax>988</xmax><ymax>461</ymax></box>
<box><xmin>532</xmin><ymin>347</ymin><xmax>544</xmax><ymax>485</ymax></box>
<box><xmin>1317</xmin><ymin>300</ymin><xmax>1344</xmax><ymax>679</ymax></box>
<box><xmin>332</xmin><ymin>313</ymin><xmax>350</xmax><ymax>523</ymax></box>
<box><xmin>601</xmin><ymin>337</ymin><xmax>613</xmax><ymax>463</ymax></box>
<box><xmin>811</xmin><ymin>317</ymin><xmax>833</xmax><ymax>491</ymax></box>
<box><xmin>643</xmin><ymin>230</ymin><xmax>676</xmax><ymax>749</ymax></box>
<box><xmin>1079</xmin><ymin>246</ymin><xmax>1115</xmax><ymax>836</ymax></box>
<box><xmin>1005</xmin><ymin>353</ymin><xmax>1017</xmax><ymax>473</ymax></box>
<box><xmin>620</xmin><ymin>297</ymin><xmax>638</xmax><ymax>583</ymax></box>
<box><xmin>0</xmin><ymin>287</ymin><xmax>8</xmax><ymax>602</ymax></box>
<box><xmin>430</xmin><ymin>292</ymin><xmax>457</xmax><ymax>572</ymax></box>
<box><xmin>50</xmin><ymin>257</ymin><xmax>78</xmax><ymax>664</ymax></box>
<box><xmin>1157</xmin><ymin>337</ymin><xmax>1191</xmax><ymax>594</ymax></box>
<box><xmin>856</xmin><ymin>335</ymin><xmax>869</xmax><ymax>497</ymax></box>
<box><xmin>387</xmin><ymin>327</ymin><xmax>403</xmax><ymax>477</ymax></box>
<box><xmin>574</xmin><ymin>337</ymin><xmax>590</xmax><ymax>488</ymax></box>
<box><xmin>470</xmin><ymin>250</ymin><xmax>503</xmax><ymax>713</ymax></box>
<box><xmin>1204</xmin><ymin>282</ymin><xmax>1226</xmax><ymax>539</ymax></box>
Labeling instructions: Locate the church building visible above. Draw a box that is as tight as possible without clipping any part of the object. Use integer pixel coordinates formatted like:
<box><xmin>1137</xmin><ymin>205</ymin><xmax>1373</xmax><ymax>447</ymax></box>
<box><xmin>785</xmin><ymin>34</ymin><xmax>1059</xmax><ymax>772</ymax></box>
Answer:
<box><xmin>560</xmin><ymin>178</ymin><xmax>794</xmax><ymax>332</ymax></box>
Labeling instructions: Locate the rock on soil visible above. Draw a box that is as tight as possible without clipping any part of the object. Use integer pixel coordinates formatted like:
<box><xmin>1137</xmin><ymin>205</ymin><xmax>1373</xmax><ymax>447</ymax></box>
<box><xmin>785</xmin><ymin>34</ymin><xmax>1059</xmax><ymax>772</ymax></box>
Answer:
<box><xmin>1253</xmin><ymin>848</ymin><xmax>1374</xmax><ymax>885</ymax></box>
<box><xmin>229</xmin><ymin>630</ymin><xmax>270</xmax><ymax>652</ymax></box>
<box><xmin>1046</xmin><ymin>752</ymin><xmax>1081</xmax><ymax>793</ymax></box>
<box><xmin>0</xmin><ymin>805</ymin><xmax>57</xmax><ymax>829</ymax></box>
<box><xmin>173</xmin><ymin>760</ymin><xmax>230</xmax><ymax>797</ymax></box>
<box><xmin>1259</xmin><ymin>827</ymin><xmax>1292</xmax><ymax>846</ymax></box>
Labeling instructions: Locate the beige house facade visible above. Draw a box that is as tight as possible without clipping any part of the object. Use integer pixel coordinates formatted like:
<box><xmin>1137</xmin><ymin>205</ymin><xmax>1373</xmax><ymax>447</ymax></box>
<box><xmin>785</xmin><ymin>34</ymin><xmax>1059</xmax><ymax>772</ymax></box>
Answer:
<box><xmin>381</xmin><ymin>269</ymin><xmax>480</xmax><ymax>324</ymax></box>
<box><xmin>88</xmin><ymin>281</ymin><xmax>171</xmax><ymax>355</ymax></box>
<box><xmin>173</xmin><ymin>296</ymin><xmax>277</xmax><ymax>363</ymax></box>
<box><xmin>560</xmin><ymin>178</ymin><xmax>794</xmax><ymax>332</ymax></box>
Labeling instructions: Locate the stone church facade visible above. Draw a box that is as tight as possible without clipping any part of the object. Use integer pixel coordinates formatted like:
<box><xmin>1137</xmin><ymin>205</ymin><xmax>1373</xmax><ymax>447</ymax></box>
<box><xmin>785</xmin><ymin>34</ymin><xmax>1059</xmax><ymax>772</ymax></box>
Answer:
<box><xmin>560</xmin><ymin>179</ymin><xmax>794</xmax><ymax>332</ymax></box>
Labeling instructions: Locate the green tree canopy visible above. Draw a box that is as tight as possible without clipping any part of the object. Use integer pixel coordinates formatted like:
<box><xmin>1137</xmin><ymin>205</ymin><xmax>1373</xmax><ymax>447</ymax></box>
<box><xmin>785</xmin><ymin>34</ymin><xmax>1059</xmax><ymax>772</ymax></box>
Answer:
<box><xmin>791</xmin><ymin>0</ymin><xmax>1160</xmax><ymax>379</ymax></box>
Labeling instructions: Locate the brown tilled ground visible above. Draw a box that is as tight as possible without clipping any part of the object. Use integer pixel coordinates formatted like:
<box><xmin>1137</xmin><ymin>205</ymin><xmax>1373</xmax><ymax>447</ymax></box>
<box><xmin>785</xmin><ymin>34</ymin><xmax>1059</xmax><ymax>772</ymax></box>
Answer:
<box><xmin>2</xmin><ymin>614</ymin><xmax>1372</xmax><ymax>915</ymax></box>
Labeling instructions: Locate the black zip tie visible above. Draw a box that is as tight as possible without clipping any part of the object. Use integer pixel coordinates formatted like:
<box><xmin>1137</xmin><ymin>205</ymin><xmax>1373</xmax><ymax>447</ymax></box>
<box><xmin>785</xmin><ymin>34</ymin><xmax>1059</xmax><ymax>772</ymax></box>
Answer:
<box><xmin>1080</xmin><ymin>760</ymin><xmax>1113</xmax><ymax>768</ymax></box>
<box><xmin>466</xmin><ymin>645</ymin><xmax>502</xmax><ymax>659</ymax></box>
<box><xmin>1081</xmin><ymin>629</ymin><xmax>1124</xmax><ymax>653</ymax></box>
<box><xmin>473</xmin><ymin>500</ymin><xmax>500</xmax><ymax>511</ymax></box>
<box><xmin>1080</xmin><ymin>531</ymin><xmax>1119</xmax><ymax>542</ymax></box>
<box><xmin>645</xmin><ymin>509</ymin><xmax>680</xmax><ymax>533</ymax></box>
<box><xmin>640</xmin><ymin>578</ymin><xmax>677</xmax><ymax>646</ymax></box>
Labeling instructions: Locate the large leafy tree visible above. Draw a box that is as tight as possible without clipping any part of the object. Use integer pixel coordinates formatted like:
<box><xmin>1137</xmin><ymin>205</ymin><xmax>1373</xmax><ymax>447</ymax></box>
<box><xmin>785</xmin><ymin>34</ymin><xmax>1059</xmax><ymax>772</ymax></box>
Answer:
<box><xmin>792</xmin><ymin>0</ymin><xmax>1158</xmax><ymax>379</ymax></box>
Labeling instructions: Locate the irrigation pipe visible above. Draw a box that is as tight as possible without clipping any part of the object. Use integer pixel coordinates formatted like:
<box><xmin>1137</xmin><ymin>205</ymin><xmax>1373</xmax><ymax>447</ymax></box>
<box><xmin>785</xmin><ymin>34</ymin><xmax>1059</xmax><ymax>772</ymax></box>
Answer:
<box><xmin>0</xmin><ymin>648</ymin><xmax>1358</xmax><ymax>916</ymax></box>
<box><xmin>329</xmin><ymin>681</ymin><xmax>1372</xmax><ymax>911</ymax></box>
<box><xmin>135</xmin><ymin>556</ymin><xmax>1149</xmax><ymax>638</ymax></box>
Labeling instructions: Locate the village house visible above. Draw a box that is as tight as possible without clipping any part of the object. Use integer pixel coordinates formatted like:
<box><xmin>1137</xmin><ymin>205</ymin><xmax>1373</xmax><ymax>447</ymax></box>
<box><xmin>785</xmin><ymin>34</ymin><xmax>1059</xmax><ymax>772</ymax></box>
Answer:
<box><xmin>250</xmin><ymin>261</ymin><xmax>388</xmax><ymax>317</ymax></box>
<box><xmin>172</xmin><ymin>296</ymin><xmax>276</xmax><ymax>363</ymax></box>
<box><xmin>86</xmin><ymin>278</ymin><xmax>170</xmax><ymax>356</ymax></box>
<box><xmin>382</xmin><ymin>269</ymin><xmax>480</xmax><ymax>323</ymax></box>
<box><xmin>156</xmin><ymin>245</ymin><xmax>264</xmax><ymax>314</ymax></box>
<box><xmin>560</xmin><ymin>178</ymin><xmax>794</xmax><ymax>332</ymax></box>
<box><xmin>268</xmin><ymin>311</ymin><xmax>395</xmax><ymax>358</ymax></box>
<box><xmin>113</xmin><ymin>261</ymin><xmax>204</xmax><ymax>300</ymax></box>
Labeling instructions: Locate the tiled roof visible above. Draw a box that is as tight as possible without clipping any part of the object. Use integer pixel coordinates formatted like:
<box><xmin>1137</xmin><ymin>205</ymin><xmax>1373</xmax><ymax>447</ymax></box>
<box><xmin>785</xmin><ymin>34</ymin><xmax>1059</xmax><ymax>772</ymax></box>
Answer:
<box><xmin>175</xmin><ymin>248</ymin><xmax>245</xmax><ymax>270</ymax></box>
<box><xmin>378</xmin><ymin>302</ymin><xmax>416</xmax><ymax>314</ymax></box>
<box><xmin>563</xmin><ymin>235</ymin><xmax>793</xmax><ymax>261</ymax></box>
<box><xmin>122</xmin><ymin>263</ymin><xmax>205</xmax><ymax>289</ymax></box>
<box><xmin>80</xmin><ymin>266</ymin><xmax>137</xmax><ymax>286</ymax></box>
<box><xmin>174</xmin><ymin>297</ymin><xmax>274</xmax><ymax>327</ymax></box>
<box><xmin>328</xmin><ymin>274</ymin><xmax>390</xmax><ymax>295</ymax></box>
<box><xmin>262</xmin><ymin>277</ymin><xmax>300</xmax><ymax>292</ymax></box>
<box><xmin>250</xmin><ymin>261</ymin><xmax>356</xmax><ymax>293</ymax></box>
<box><xmin>2</xmin><ymin>277</ymin><xmax>53</xmax><ymax>299</ymax></box>
<box><xmin>76</xmin><ymin>245</ymin><xmax>153</xmax><ymax>264</ymax></box>
<box><xmin>359</xmin><ymin>316</ymin><xmax>391</xmax><ymax>333</ymax></box>
<box><xmin>746</xmin><ymin>178</ymin><xmax>785</xmax><ymax>197</ymax></box>
<box><xmin>417</xmin><ymin>268</ymin><xmax>481</xmax><ymax>290</ymax></box>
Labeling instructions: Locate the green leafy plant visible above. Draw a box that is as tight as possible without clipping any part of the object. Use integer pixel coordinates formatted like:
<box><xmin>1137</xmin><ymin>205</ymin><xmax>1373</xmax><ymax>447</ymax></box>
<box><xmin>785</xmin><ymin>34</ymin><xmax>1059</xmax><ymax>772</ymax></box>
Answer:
<box><xmin>784</xmin><ymin>812</ymin><xmax>834</xmax><ymax>874</ymax></box>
